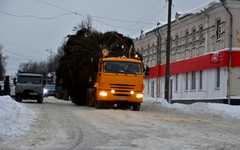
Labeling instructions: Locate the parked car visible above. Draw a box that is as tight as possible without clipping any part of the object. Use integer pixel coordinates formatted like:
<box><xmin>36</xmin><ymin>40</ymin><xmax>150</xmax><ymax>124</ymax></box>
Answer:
<box><xmin>43</xmin><ymin>84</ymin><xmax>56</xmax><ymax>97</ymax></box>
<box><xmin>15</xmin><ymin>73</ymin><xmax>44</xmax><ymax>103</ymax></box>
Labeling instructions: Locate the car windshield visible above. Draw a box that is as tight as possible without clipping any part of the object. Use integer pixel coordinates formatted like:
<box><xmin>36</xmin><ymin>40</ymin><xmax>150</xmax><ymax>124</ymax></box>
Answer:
<box><xmin>103</xmin><ymin>61</ymin><xmax>142</xmax><ymax>75</ymax></box>
<box><xmin>18</xmin><ymin>76</ymin><xmax>42</xmax><ymax>84</ymax></box>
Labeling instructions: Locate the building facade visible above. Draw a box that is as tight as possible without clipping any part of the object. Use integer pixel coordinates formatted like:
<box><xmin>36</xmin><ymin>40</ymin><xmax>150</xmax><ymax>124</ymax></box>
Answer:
<box><xmin>134</xmin><ymin>0</ymin><xmax>240</xmax><ymax>104</ymax></box>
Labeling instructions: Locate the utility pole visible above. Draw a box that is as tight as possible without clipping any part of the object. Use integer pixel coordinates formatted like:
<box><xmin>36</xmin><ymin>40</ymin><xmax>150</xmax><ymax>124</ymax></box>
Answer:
<box><xmin>164</xmin><ymin>0</ymin><xmax>172</xmax><ymax>102</ymax></box>
<box><xmin>221</xmin><ymin>0</ymin><xmax>233</xmax><ymax>104</ymax></box>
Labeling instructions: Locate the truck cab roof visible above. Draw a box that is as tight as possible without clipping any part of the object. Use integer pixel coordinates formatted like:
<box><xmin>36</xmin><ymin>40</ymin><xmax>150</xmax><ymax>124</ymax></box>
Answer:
<box><xmin>101</xmin><ymin>57</ymin><xmax>142</xmax><ymax>63</ymax></box>
<box><xmin>17</xmin><ymin>73</ymin><xmax>43</xmax><ymax>77</ymax></box>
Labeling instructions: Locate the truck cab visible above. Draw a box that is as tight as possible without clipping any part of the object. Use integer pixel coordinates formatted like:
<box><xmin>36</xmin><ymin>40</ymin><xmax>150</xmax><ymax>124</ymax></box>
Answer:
<box><xmin>92</xmin><ymin>57</ymin><xmax>144</xmax><ymax>110</ymax></box>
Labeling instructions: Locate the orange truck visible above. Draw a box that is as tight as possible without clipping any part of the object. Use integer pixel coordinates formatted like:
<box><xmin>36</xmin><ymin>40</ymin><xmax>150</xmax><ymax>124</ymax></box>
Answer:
<box><xmin>87</xmin><ymin>56</ymin><xmax>146</xmax><ymax>111</ymax></box>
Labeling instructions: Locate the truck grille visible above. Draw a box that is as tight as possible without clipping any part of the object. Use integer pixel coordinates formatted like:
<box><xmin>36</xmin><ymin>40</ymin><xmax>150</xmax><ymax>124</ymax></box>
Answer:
<box><xmin>110</xmin><ymin>84</ymin><xmax>135</xmax><ymax>89</ymax></box>
<box><xmin>110</xmin><ymin>84</ymin><xmax>135</xmax><ymax>97</ymax></box>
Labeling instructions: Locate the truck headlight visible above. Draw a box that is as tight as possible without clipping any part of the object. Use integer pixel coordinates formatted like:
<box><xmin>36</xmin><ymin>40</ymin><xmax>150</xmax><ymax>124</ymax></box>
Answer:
<box><xmin>100</xmin><ymin>91</ymin><xmax>107</xmax><ymax>96</ymax></box>
<box><xmin>111</xmin><ymin>90</ymin><xmax>115</xmax><ymax>94</ymax></box>
<box><xmin>130</xmin><ymin>91</ymin><xmax>134</xmax><ymax>95</ymax></box>
<box><xmin>136</xmin><ymin>93</ymin><xmax>143</xmax><ymax>98</ymax></box>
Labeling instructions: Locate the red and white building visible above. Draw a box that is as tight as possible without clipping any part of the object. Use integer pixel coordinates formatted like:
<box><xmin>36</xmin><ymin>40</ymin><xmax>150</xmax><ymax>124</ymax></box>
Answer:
<box><xmin>134</xmin><ymin>0</ymin><xmax>240</xmax><ymax>104</ymax></box>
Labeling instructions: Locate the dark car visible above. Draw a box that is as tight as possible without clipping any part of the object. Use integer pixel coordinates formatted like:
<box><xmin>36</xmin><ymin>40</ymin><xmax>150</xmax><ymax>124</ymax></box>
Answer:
<box><xmin>43</xmin><ymin>84</ymin><xmax>56</xmax><ymax>97</ymax></box>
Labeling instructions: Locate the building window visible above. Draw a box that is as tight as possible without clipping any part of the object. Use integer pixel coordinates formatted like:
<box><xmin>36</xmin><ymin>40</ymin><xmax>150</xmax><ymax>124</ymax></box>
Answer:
<box><xmin>216</xmin><ymin>19</ymin><xmax>221</xmax><ymax>40</ymax></box>
<box><xmin>175</xmin><ymin>74</ymin><xmax>178</xmax><ymax>92</ymax></box>
<box><xmin>141</xmin><ymin>47</ymin><xmax>144</xmax><ymax>56</ymax></box>
<box><xmin>199</xmin><ymin>70</ymin><xmax>203</xmax><ymax>90</ymax></box>
<box><xmin>199</xmin><ymin>26</ymin><xmax>204</xmax><ymax>45</ymax></box>
<box><xmin>185</xmin><ymin>73</ymin><xmax>188</xmax><ymax>91</ymax></box>
<box><xmin>165</xmin><ymin>38</ymin><xmax>168</xmax><ymax>50</ymax></box>
<box><xmin>191</xmin><ymin>72</ymin><xmax>196</xmax><ymax>90</ymax></box>
<box><xmin>148</xmin><ymin>44</ymin><xmax>150</xmax><ymax>54</ymax></box>
<box><xmin>216</xmin><ymin>67</ymin><xmax>220</xmax><ymax>89</ymax></box>
<box><xmin>175</xmin><ymin>35</ymin><xmax>179</xmax><ymax>51</ymax></box>
<box><xmin>192</xmin><ymin>28</ymin><xmax>197</xmax><ymax>47</ymax></box>
<box><xmin>185</xmin><ymin>30</ymin><xmax>189</xmax><ymax>48</ymax></box>
<box><xmin>170</xmin><ymin>37</ymin><xmax>173</xmax><ymax>50</ymax></box>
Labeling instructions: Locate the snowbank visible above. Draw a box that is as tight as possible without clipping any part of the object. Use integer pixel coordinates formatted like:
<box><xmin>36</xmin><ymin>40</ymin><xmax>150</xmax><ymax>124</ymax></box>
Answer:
<box><xmin>0</xmin><ymin>96</ymin><xmax>35</xmax><ymax>138</ymax></box>
<box><xmin>143</xmin><ymin>97</ymin><xmax>240</xmax><ymax>119</ymax></box>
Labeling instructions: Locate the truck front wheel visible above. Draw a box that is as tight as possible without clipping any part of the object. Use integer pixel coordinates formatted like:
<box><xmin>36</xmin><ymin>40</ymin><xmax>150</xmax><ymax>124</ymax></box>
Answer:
<box><xmin>15</xmin><ymin>96</ymin><xmax>22</xmax><ymax>102</ymax></box>
<box><xmin>95</xmin><ymin>100</ymin><xmax>102</xmax><ymax>109</ymax></box>
<box><xmin>132</xmin><ymin>103</ymin><xmax>141</xmax><ymax>111</ymax></box>
<box><xmin>37</xmin><ymin>95</ymin><xmax>43</xmax><ymax>103</ymax></box>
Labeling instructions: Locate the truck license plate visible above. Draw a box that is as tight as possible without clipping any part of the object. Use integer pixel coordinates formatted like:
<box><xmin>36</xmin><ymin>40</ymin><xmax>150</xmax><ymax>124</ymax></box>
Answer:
<box><xmin>30</xmin><ymin>93</ymin><xmax>37</xmax><ymax>95</ymax></box>
<box><xmin>117</xmin><ymin>97</ymin><xmax>126</xmax><ymax>100</ymax></box>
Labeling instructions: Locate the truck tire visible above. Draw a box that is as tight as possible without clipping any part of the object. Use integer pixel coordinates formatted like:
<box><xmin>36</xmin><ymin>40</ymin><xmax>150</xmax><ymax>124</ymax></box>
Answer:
<box><xmin>95</xmin><ymin>100</ymin><xmax>102</xmax><ymax>109</ymax></box>
<box><xmin>37</xmin><ymin>95</ymin><xmax>43</xmax><ymax>103</ymax></box>
<box><xmin>15</xmin><ymin>96</ymin><xmax>22</xmax><ymax>102</ymax></box>
<box><xmin>132</xmin><ymin>103</ymin><xmax>141</xmax><ymax>111</ymax></box>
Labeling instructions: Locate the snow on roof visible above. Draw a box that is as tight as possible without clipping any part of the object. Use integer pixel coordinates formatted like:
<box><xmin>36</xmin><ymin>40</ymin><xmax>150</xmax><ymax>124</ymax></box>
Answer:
<box><xmin>178</xmin><ymin>0</ymin><xmax>220</xmax><ymax>18</ymax></box>
<box><xmin>134</xmin><ymin>0</ymin><xmax>220</xmax><ymax>39</ymax></box>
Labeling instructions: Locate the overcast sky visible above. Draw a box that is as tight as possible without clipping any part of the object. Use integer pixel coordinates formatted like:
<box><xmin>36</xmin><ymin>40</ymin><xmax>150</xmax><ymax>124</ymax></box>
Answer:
<box><xmin>0</xmin><ymin>0</ymin><xmax>214</xmax><ymax>76</ymax></box>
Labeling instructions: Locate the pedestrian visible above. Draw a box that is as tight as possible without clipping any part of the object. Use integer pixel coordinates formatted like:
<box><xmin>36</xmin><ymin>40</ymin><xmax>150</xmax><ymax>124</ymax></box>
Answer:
<box><xmin>13</xmin><ymin>78</ymin><xmax>17</xmax><ymax>86</ymax></box>
<box><xmin>3</xmin><ymin>76</ymin><xmax>10</xmax><ymax>95</ymax></box>
<box><xmin>0</xmin><ymin>84</ymin><xmax>2</xmax><ymax>96</ymax></box>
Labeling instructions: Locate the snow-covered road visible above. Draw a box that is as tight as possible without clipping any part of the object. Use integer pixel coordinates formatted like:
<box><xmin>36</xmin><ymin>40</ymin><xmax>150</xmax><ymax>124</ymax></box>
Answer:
<box><xmin>1</xmin><ymin>96</ymin><xmax>240</xmax><ymax>149</ymax></box>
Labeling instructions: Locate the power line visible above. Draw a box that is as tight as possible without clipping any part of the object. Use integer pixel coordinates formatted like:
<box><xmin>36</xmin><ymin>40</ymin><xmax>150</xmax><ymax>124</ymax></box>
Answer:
<box><xmin>0</xmin><ymin>10</ymin><xmax>74</xmax><ymax>20</ymax></box>
<box><xmin>37</xmin><ymin>0</ymin><xmax>74</xmax><ymax>13</ymax></box>
<box><xmin>130</xmin><ymin>2</ymin><xmax>168</xmax><ymax>36</ymax></box>
<box><xmin>4</xmin><ymin>49</ymin><xmax>42</xmax><ymax>59</ymax></box>
<box><xmin>0</xmin><ymin>8</ymin><xmax>156</xmax><ymax>26</ymax></box>
<box><xmin>90</xmin><ymin>15</ymin><xmax>156</xmax><ymax>25</ymax></box>
<box><xmin>0</xmin><ymin>38</ymin><xmax>46</xmax><ymax>57</ymax></box>
<box><xmin>125</xmin><ymin>0</ymin><xmax>163</xmax><ymax>35</ymax></box>
<box><xmin>36</xmin><ymin>0</ymin><xmax>140</xmax><ymax>31</ymax></box>
<box><xmin>7</xmin><ymin>57</ymin><xmax>34</xmax><ymax>61</ymax></box>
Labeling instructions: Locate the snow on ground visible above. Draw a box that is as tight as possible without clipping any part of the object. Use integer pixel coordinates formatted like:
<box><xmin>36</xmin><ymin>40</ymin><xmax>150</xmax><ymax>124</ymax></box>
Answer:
<box><xmin>1</xmin><ymin>96</ymin><xmax>240</xmax><ymax>141</ymax></box>
<box><xmin>143</xmin><ymin>97</ymin><xmax>240</xmax><ymax>119</ymax></box>
<box><xmin>0</xmin><ymin>96</ymin><xmax>35</xmax><ymax>139</ymax></box>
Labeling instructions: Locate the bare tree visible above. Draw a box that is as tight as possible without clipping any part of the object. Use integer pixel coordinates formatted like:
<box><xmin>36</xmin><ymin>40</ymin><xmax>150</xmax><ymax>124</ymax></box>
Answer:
<box><xmin>73</xmin><ymin>15</ymin><xmax>93</xmax><ymax>31</ymax></box>
<box><xmin>0</xmin><ymin>45</ymin><xmax>7</xmax><ymax>80</ymax></box>
<box><xmin>18</xmin><ymin>60</ymin><xmax>48</xmax><ymax>75</ymax></box>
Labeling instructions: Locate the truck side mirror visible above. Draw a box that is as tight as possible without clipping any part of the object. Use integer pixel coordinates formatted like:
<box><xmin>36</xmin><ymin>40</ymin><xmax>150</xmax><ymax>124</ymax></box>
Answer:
<box><xmin>94</xmin><ymin>63</ymin><xmax>98</xmax><ymax>72</ymax></box>
<box><xmin>144</xmin><ymin>66</ymin><xmax>149</xmax><ymax>76</ymax></box>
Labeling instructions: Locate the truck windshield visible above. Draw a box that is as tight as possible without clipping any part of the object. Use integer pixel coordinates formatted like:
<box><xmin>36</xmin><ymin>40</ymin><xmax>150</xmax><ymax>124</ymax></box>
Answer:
<box><xmin>18</xmin><ymin>76</ymin><xmax>42</xmax><ymax>84</ymax></box>
<box><xmin>103</xmin><ymin>61</ymin><xmax>142</xmax><ymax>75</ymax></box>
